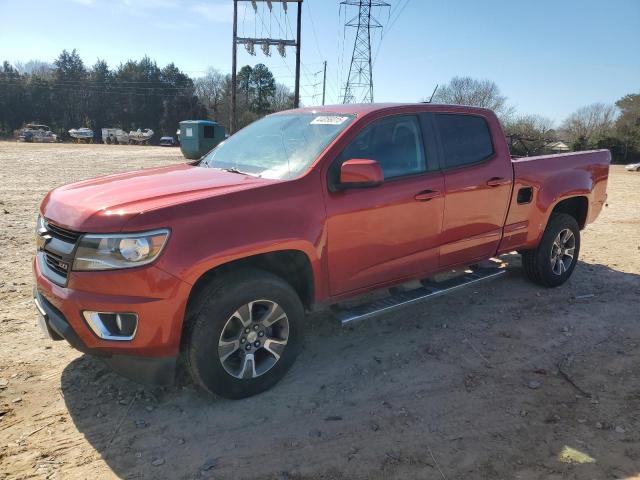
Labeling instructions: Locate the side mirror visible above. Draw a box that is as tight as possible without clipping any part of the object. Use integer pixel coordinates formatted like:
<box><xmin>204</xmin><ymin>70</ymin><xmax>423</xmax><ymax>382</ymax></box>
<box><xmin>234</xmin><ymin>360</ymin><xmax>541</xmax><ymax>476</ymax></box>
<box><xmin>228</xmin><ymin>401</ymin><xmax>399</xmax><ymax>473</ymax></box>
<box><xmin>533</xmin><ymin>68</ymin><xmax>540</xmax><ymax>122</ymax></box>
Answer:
<box><xmin>339</xmin><ymin>159</ymin><xmax>384</xmax><ymax>188</ymax></box>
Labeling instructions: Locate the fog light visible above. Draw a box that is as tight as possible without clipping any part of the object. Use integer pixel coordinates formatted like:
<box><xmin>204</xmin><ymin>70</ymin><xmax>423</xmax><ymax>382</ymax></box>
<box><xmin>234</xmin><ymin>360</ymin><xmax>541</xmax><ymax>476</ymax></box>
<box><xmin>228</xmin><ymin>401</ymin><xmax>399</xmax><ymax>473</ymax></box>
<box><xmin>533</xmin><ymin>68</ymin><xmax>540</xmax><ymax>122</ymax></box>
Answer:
<box><xmin>83</xmin><ymin>311</ymin><xmax>138</xmax><ymax>341</ymax></box>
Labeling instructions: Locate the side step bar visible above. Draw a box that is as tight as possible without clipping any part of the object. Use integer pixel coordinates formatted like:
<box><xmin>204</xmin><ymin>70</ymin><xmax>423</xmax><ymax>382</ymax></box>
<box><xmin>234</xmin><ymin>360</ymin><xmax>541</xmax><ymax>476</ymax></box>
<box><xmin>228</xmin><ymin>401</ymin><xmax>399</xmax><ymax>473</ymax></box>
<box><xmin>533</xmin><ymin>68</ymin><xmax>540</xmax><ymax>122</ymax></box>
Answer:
<box><xmin>333</xmin><ymin>265</ymin><xmax>506</xmax><ymax>325</ymax></box>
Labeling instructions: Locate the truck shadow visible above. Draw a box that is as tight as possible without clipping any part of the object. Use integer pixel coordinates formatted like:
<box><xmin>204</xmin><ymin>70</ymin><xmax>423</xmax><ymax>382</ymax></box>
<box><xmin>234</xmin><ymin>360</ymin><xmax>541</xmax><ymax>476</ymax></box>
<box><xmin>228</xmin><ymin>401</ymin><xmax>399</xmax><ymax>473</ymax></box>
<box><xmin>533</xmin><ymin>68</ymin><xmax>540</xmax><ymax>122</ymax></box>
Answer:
<box><xmin>59</xmin><ymin>259</ymin><xmax>640</xmax><ymax>479</ymax></box>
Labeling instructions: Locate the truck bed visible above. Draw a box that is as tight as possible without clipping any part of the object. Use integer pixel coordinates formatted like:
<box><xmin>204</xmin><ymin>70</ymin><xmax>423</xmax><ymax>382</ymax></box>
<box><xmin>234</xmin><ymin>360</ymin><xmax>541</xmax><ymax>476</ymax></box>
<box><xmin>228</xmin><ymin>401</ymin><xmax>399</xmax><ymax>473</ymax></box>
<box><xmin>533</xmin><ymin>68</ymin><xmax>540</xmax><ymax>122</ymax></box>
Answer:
<box><xmin>498</xmin><ymin>149</ymin><xmax>611</xmax><ymax>253</ymax></box>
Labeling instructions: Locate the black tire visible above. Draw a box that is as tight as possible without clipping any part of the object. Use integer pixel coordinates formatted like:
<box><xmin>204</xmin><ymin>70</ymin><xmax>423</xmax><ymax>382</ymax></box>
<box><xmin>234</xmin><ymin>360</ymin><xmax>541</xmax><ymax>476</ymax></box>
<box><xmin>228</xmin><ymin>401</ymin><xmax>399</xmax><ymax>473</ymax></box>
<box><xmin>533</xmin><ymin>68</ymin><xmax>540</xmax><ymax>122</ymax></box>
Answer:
<box><xmin>105</xmin><ymin>136</ymin><xmax>111</xmax><ymax>145</ymax></box>
<box><xmin>521</xmin><ymin>213</ymin><xmax>580</xmax><ymax>287</ymax></box>
<box><xmin>184</xmin><ymin>269</ymin><xmax>304</xmax><ymax>399</ymax></box>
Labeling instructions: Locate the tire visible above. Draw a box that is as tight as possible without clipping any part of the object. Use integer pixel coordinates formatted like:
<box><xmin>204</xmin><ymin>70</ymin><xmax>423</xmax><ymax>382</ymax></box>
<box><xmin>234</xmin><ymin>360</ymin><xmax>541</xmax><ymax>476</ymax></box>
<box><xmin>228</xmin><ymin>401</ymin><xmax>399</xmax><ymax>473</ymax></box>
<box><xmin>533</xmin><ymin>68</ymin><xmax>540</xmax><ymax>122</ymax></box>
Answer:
<box><xmin>521</xmin><ymin>213</ymin><xmax>580</xmax><ymax>287</ymax></box>
<box><xmin>105</xmin><ymin>137</ymin><xmax>111</xmax><ymax>145</ymax></box>
<box><xmin>184</xmin><ymin>269</ymin><xmax>305</xmax><ymax>399</ymax></box>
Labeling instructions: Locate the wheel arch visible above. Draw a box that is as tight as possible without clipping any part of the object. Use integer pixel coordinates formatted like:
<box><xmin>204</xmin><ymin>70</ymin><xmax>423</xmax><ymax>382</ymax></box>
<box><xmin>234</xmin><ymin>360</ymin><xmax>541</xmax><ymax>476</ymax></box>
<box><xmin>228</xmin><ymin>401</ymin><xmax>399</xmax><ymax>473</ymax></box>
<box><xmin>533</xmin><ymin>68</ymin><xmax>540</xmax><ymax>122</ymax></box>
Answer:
<box><xmin>185</xmin><ymin>249</ymin><xmax>316</xmax><ymax>317</ymax></box>
<box><xmin>550</xmin><ymin>196</ymin><xmax>589</xmax><ymax>230</ymax></box>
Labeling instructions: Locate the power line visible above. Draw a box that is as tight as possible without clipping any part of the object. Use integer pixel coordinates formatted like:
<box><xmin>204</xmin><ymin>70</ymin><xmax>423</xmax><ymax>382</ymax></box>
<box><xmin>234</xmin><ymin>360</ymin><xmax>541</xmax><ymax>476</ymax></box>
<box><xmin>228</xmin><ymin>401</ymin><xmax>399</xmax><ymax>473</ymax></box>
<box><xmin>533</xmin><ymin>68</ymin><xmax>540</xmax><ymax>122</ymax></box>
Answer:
<box><xmin>373</xmin><ymin>0</ymin><xmax>411</xmax><ymax>66</ymax></box>
<box><xmin>306</xmin><ymin>0</ymin><xmax>325</xmax><ymax>60</ymax></box>
<box><xmin>231</xmin><ymin>0</ymin><xmax>304</xmax><ymax>132</ymax></box>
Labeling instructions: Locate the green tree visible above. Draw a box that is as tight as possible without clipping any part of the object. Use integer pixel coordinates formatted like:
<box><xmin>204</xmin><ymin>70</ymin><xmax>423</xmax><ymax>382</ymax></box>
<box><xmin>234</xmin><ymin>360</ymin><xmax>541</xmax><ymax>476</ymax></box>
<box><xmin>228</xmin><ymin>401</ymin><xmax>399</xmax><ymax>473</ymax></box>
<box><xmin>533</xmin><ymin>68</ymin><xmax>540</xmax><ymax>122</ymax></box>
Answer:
<box><xmin>615</xmin><ymin>93</ymin><xmax>640</xmax><ymax>162</ymax></box>
<box><xmin>53</xmin><ymin>49</ymin><xmax>88</xmax><ymax>136</ymax></box>
<box><xmin>0</xmin><ymin>62</ymin><xmax>28</xmax><ymax>133</ymax></box>
<box><xmin>86</xmin><ymin>59</ymin><xmax>113</xmax><ymax>137</ymax></box>
<box><xmin>251</xmin><ymin>63</ymin><xmax>276</xmax><ymax>115</ymax></box>
<box><xmin>237</xmin><ymin>65</ymin><xmax>254</xmax><ymax>111</ymax></box>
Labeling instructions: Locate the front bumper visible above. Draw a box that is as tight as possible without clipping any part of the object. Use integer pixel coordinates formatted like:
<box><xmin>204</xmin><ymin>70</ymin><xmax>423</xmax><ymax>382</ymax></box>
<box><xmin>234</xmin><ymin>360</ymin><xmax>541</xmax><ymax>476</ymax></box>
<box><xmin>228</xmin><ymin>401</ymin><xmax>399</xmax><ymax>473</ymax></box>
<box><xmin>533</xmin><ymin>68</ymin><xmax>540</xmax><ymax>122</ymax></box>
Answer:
<box><xmin>33</xmin><ymin>288</ymin><xmax>177</xmax><ymax>385</ymax></box>
<box><xmin>33</xmin><ymin>255</ymin><xmax>192</xmax><ymax>385</ymax></box>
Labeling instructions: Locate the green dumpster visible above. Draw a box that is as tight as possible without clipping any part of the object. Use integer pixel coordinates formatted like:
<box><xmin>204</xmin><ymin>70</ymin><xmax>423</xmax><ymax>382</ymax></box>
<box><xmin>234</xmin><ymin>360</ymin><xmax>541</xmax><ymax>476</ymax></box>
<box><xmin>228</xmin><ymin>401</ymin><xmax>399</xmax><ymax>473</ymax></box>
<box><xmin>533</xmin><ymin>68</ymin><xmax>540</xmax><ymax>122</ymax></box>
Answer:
<box><xmin>179</xmin><ymin>120</ymin><xmax>226</xmax><ymax>160</ymax></box>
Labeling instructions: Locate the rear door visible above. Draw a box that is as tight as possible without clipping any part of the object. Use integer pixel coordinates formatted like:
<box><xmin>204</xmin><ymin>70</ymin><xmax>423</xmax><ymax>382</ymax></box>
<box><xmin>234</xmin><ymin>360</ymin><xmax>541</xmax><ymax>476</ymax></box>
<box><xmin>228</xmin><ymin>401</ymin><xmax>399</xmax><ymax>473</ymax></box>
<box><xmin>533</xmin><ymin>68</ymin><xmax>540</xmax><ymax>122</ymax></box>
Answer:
<box><xmin>433</xmin><ymin>112</ymin><xmax>513</xmax><ymax>267</ymax></box>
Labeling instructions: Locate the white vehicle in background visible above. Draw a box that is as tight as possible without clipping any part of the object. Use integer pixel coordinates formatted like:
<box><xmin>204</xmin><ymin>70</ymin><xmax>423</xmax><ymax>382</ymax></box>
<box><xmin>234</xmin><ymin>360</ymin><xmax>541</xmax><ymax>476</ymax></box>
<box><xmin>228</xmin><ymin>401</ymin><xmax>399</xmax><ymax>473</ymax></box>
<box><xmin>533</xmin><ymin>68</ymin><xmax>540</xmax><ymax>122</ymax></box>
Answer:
<box><xmin>101</xmin><ymin>128</ymin><xmax>129</xmax><ymax>145</ymax></box>
<box><xmin>68</xmin><ymin>128</ymin><xmax>94</xmax><ymax>143</ymax></box>
<box><xmin>128</xmin><ymin>128</ymin><xmax>154</xmax><ymax>145</ymax></box>
<box><xmin>17</xmin><ymin>124</ymin><xmax>57</xmax><ymax>143</ymax></box>
<box><xmin>624</xmin><ymin>162</ymin><xmax>640</xmax><ymax>172</ymax></box>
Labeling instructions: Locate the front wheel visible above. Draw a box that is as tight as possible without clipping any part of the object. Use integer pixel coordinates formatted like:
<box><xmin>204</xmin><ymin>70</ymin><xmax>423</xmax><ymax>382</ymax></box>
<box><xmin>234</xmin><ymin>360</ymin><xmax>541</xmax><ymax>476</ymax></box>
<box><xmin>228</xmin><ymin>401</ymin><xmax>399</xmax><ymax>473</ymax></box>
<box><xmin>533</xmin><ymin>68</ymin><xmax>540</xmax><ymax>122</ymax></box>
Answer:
<box><xmin>184</xmin><ymin>269</ymin><xmax>304</xmax><ymax>399</ymax></box>
<box><xmin>522</xmin><ymin>213</ymin><xmax>581</xmax><ymax>287</ymax></box>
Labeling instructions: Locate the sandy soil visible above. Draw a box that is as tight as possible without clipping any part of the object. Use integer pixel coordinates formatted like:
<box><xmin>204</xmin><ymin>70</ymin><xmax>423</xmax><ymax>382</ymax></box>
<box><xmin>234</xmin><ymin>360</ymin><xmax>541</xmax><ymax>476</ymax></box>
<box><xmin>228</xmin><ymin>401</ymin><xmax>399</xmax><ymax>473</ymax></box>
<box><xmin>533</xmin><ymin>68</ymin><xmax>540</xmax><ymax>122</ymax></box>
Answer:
<box><xmin>0</xmin><ymin>142</ymin><xmax>639</xmax><ymax>480</ymax></box>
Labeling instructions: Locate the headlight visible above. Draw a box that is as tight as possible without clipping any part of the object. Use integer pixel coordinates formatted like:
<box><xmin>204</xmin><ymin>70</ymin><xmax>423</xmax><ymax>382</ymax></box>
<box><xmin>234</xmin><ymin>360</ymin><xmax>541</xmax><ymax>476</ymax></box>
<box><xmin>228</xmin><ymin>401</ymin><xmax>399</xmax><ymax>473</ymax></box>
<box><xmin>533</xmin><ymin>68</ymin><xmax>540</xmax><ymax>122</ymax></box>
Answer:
<box><xmin>36</xmin><ymin>214</ymin><xmax>45</xmax><ymax>233</ymax></box>
<box><xmin>35</xmin><ymin>214</ymin><xmax>47</xmax><ymax>249</ymax></box>
<box><xmin>73</xmin><ymin>229</ymin><xmax>169</xmax><ymax>271</ymax></box>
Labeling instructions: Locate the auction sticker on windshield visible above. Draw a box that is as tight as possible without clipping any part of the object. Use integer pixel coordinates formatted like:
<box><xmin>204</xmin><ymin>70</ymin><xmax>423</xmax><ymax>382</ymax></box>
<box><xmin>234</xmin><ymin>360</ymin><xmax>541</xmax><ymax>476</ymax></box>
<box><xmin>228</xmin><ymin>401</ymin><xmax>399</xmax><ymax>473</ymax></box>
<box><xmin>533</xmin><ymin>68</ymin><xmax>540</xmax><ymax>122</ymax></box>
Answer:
<box><xmin>310</xmin><ymin>116</ymin><xmax>350</xmax><ymax>125</ymax></box>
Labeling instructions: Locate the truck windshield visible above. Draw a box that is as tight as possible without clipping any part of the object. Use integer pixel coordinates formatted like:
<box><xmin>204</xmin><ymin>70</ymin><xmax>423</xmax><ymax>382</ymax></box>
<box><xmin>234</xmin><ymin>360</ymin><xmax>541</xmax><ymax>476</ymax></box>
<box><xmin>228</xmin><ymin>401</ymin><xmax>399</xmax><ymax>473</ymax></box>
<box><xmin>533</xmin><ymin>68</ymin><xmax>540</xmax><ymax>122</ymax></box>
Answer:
<box><xmin>200</xmin><ymin>113</ymin><xmax>355</xmax><ymax>179</ymax></box>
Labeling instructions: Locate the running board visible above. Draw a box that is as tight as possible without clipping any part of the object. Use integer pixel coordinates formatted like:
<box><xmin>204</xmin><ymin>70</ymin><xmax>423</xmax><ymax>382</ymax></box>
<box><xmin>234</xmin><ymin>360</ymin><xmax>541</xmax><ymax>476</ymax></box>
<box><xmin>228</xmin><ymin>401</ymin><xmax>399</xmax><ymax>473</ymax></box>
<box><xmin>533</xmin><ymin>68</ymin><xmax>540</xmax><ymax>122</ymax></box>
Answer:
<box><xmin>334</xmin><ymin>265</ymin><xmax>506</xmax><ymax>325</ymax></box>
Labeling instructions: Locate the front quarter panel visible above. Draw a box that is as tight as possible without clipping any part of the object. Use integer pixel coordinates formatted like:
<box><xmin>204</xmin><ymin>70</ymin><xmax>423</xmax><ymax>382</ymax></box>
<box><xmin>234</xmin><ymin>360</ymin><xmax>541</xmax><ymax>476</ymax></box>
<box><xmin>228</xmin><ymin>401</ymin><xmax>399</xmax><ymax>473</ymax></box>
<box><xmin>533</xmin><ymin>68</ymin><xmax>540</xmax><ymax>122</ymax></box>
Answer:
<box><xmin>122</xmin><ymin>170</ymin><xmax>328</xmax><ymax>299</ymax></box>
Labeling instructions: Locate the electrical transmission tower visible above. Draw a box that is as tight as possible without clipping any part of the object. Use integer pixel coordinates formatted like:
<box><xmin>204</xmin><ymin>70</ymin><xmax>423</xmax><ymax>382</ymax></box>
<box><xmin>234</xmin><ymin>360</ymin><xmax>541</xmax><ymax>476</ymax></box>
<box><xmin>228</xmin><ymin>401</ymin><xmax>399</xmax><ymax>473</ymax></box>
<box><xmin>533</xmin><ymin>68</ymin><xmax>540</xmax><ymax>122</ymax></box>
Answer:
<box><xmin>341</xmin><ymin>0</ymin><xmax>389</xmax><ymax>104</ymax></box>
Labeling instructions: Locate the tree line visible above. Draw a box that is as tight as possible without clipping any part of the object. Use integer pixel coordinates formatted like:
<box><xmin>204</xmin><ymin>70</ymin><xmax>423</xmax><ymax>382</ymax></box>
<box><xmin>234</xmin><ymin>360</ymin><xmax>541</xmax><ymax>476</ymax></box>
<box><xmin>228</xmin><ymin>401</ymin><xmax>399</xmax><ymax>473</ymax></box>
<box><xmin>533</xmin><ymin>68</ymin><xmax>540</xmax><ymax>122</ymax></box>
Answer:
<box><xmin>2</xmin><ymin>52</ymin><xmax>637</xmax><ymax>162</ymax></box>
<box><xmin>0</xmin><ymin>49</ymin><xmax>294</xmax><ymax>142</ymax></box>
<box><xmin>432</xmin><ymin>76</ymin><xmax>640</xmax><ymax>164</ymax></box>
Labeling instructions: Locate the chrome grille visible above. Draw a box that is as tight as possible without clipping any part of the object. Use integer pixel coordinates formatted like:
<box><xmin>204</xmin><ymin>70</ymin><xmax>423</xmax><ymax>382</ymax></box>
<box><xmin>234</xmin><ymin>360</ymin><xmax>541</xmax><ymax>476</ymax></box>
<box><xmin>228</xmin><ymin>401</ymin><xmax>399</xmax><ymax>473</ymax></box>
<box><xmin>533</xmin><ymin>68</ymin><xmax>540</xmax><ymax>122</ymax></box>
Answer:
<box><xmin>45</xmin><ymin>221</ymin><xmax>81</xmax><ymax>243</ymax></box>
<box><xmin>44</xmin><ymin>251</ymin><xmax>70</xmax><ymax>278</ymax></box>
<box><xmin>37</xmin><ymin>219</ymin><xmax>81</xmax><ymax>286</ymax></box>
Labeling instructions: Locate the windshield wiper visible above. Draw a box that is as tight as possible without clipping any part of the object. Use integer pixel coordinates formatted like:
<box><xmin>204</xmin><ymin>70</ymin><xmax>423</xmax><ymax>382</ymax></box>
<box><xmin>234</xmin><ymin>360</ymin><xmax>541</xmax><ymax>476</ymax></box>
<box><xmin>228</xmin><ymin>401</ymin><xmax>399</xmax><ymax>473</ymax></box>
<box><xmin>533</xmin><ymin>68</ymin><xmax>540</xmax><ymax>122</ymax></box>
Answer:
<box><xmin>221</xmin><ymin>167</ymin><xmax>252</xmax><ymax>176</ymax></box>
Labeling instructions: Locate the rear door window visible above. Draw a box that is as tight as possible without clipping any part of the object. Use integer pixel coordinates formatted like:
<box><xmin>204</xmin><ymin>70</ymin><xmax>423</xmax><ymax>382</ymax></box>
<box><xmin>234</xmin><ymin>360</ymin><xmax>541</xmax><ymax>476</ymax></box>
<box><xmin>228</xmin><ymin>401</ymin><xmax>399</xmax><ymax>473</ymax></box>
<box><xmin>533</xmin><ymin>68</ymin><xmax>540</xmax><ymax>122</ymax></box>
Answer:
<box><xmin>435</xmin><ymin>114</ymin><xmax>494</xmax><ymax>169</ymax></box>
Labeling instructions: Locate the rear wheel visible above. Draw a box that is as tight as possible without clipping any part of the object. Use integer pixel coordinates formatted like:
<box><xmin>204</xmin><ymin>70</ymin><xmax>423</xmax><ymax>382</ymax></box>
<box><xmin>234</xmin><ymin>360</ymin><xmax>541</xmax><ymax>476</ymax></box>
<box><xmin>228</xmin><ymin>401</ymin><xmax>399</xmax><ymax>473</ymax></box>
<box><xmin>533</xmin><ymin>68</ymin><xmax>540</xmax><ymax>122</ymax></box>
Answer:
<box><xmin>184</xmin><ymin>269</ymin><xmax>304</xmax><ymax>399</ymax></box>
<box><xmin>522</xmin><ymin>213</ymin><xmax>580</xmax><ymax>287</ymax></box>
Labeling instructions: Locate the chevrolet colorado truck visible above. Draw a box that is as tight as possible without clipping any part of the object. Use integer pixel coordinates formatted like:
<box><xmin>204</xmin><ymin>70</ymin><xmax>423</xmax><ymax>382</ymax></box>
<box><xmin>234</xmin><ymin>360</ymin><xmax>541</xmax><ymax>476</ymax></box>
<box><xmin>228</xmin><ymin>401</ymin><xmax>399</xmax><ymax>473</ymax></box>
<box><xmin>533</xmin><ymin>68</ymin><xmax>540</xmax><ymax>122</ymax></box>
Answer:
<box><xmin>33</xmin><ymin>104</ymin><xmax>610</xmax><ymax>399</ymax></box>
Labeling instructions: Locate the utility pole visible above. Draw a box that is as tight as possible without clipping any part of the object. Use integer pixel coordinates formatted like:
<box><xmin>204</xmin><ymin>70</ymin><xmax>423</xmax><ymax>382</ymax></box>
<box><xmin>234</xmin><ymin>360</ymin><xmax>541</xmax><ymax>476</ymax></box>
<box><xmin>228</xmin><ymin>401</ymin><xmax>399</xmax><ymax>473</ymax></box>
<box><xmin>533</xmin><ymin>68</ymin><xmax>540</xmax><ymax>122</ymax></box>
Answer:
<box><xmin>322</xmin><ymin>60</ymin><xmax>327</xmax><ymax>105</ymax></box>
<box><xmin>294</xmin><ymin>0</ymin><xmax>303</xmax><ymax>108</ymax></box>
<box><xmin>230</xmin><ymin>0</ymin><xmax>303</xmax><ymax>133</ymax></box>
<box><xmin>230</xmin><ymin>0</ymin><xmax>238</xmax><ymax>134</ymax></box>
<box><xmin>341</xmin><ymin>0</ymin><xmax>389</xmax><ymax>104</ymax></box>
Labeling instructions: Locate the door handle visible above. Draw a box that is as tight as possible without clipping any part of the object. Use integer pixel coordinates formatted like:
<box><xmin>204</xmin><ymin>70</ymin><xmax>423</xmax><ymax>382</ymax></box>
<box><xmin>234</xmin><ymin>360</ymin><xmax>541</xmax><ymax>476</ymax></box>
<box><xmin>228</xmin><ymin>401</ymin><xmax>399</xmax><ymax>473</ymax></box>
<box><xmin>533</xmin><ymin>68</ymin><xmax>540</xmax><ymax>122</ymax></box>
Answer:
<box><xmin>414</xmin><ymin>190</ymin><xmax>440</xmax><ymax>201</ymax></box>
<box><xmin>486</xmin><ymin>177</ymin><xmax>507</xmax><ymax>187</ymax></box>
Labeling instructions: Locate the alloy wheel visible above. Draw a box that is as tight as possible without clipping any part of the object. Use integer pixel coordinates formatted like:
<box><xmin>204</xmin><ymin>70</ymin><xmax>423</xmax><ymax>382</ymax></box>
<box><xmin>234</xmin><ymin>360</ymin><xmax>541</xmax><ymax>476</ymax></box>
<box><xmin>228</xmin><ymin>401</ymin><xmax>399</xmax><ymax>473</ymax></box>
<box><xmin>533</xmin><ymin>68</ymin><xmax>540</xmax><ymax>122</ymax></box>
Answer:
<box><xmin>550</xmin><ymin>228</ymin><xmax>576</xmax><ymax>275</ymax></box>
<box><xmin>217</xmin><ymin>300</ymin><xmax>289</xmax><ymax>379</ymax></box>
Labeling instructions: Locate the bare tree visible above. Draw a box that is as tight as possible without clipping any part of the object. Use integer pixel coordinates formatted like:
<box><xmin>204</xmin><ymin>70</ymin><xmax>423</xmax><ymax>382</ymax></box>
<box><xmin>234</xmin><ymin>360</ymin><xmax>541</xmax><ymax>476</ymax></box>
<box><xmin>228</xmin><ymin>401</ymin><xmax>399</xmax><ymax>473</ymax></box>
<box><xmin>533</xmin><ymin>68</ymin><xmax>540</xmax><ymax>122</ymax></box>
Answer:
<box><xmin>503</xmin><ymin>114</ymin><xmax>555</xmax><ymax>156</ymax></box>
<box><xmin>560</xmin><ymin>103</ymin><xmax>618</xmax><ymax>147</ymax></box>
<box><xmin>194</xmin><ymin>68</ymin><xmax>228</xmax><ymax>121</ymax></box>
<box><xmin>432</xmin><ymin>76</ymin><xmax>514</xmax><ymax>120</ymax></box>
<box><xmin>13</xmin><ymin>60</ymin><xmax>54</xmax><ymax>77</ymax></box>
<box><xmin>271</xmin><ymin>83</ymin><xmax>295</xmax><ymax>112</ymax></box>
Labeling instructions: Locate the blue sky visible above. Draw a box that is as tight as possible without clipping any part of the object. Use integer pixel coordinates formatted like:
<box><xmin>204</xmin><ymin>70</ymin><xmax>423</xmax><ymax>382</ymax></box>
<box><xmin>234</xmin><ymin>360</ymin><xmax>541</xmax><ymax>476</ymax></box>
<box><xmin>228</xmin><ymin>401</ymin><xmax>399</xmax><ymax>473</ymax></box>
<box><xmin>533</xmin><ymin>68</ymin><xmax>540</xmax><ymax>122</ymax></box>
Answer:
<box><xmin>1</xmin><ymin>0</ymin><xmax>638</xmax><ymax>123</ymax></box>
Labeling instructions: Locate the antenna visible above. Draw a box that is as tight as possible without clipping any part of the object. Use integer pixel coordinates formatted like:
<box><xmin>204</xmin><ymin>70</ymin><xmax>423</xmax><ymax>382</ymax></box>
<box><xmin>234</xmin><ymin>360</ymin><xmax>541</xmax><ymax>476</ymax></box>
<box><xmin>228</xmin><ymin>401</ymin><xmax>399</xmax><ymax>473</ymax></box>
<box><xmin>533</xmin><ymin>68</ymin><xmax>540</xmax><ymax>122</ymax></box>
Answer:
<box><xmin>428</xmin><ymin>84</ymin><xmax>438</xmax><ymax>103</ymax></box>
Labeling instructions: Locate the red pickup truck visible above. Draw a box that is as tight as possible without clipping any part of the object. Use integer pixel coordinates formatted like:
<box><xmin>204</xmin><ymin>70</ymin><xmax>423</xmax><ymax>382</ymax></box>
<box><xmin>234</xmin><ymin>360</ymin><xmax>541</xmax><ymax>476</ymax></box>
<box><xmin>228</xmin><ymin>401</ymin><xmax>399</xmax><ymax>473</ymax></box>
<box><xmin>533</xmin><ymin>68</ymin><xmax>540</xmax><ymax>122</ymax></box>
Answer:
<box><xmin>33</xmin><ymin>103</ymin><xmax>610</xmax><ymax>398</ymax></box>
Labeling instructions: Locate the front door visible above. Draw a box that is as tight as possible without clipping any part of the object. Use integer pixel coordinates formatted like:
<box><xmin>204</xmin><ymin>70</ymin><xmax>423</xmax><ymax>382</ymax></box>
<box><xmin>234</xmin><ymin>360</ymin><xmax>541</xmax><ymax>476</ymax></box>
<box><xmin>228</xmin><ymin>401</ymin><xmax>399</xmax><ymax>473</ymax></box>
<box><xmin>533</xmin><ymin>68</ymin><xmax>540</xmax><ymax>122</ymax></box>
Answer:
<box><xmin>324</xmin><ymin>114</ymin><xmax>445</xmax><ymax>296</ymax></box>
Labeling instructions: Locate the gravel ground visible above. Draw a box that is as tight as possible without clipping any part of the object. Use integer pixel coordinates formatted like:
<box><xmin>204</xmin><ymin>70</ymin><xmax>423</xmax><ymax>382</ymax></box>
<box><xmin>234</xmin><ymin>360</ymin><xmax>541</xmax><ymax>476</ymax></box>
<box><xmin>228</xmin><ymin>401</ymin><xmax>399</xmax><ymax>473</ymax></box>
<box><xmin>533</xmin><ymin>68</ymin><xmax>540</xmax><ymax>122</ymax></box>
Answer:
<box><xmin>0</xmin><ymin>142</ymin><xmax>639</xmax><ymax>480</ymax></box>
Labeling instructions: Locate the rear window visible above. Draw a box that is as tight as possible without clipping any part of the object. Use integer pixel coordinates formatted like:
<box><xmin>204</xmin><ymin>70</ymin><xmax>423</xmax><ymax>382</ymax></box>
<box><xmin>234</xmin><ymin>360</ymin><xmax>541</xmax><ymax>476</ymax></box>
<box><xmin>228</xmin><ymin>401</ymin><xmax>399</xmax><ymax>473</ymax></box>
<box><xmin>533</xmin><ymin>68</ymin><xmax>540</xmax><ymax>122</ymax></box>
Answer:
<box><xmin>435</xmin><ymin>114</ymin><xmax>494</xmax><ymax>168</ymax></box>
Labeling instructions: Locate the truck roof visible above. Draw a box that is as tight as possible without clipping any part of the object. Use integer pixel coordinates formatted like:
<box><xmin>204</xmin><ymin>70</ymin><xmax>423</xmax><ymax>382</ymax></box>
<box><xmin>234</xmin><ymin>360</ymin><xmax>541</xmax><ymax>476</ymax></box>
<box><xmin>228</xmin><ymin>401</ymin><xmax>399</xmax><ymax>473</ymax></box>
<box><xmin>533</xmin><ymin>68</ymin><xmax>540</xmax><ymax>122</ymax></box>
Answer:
<box><xmin>276</xmin><ymin>103</ymin><xmax>495</xmax><ymax>117</ymax></box>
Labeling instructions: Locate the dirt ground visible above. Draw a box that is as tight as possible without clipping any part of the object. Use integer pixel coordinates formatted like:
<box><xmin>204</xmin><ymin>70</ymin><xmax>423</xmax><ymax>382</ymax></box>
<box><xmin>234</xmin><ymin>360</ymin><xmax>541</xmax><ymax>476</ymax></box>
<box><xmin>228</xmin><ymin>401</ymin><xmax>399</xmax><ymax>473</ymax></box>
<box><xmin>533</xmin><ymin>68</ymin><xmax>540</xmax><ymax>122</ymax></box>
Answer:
<box><xmin>0</xmin><ymin>142</ymin><xmax>639</xmax><ymax>480</ymax></box>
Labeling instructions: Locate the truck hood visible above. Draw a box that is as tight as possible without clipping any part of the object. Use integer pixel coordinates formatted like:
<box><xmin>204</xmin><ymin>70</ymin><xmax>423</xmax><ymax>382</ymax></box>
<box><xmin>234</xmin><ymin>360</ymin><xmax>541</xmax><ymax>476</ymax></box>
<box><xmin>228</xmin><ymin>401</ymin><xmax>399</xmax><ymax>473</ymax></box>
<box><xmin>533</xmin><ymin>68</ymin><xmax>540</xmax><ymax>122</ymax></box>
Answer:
<box><xmin>41</xmin><ymin>163</ymin><xmax>275</xmax><ymax>232</ymax></box>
